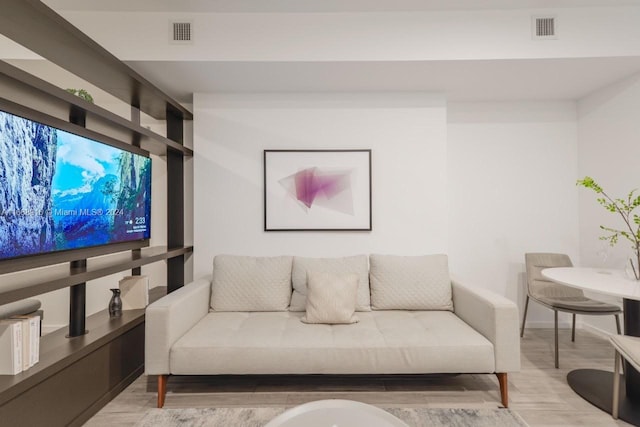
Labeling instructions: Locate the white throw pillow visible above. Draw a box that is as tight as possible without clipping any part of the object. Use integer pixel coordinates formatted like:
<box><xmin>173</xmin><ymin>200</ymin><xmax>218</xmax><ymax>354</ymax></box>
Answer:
<box><xmin>369</xmin><ymin>254</ymin><xmax>453</xmax><ymax>311</ymax></box>
<box><xmin>290</xmin><ymin>255</ymin><xmax>371</xmax><ymax>312</ymax></box>
<box><xmin>301</xmin><ymin>272</ymin><xmax>359</xmax><ymax>324</ymax></box>
<box><xmin>211</xmin><ymin>255</ymin><xmax>292</xmax><ymax>311</ymax></box>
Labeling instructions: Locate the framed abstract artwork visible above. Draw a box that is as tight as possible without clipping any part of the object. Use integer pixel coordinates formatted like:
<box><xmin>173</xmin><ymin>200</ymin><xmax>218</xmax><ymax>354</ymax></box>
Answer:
<box><xmin>264</xmin><ymin>149</ymin><xmax>372</xmax><ymax>231</ymax></box>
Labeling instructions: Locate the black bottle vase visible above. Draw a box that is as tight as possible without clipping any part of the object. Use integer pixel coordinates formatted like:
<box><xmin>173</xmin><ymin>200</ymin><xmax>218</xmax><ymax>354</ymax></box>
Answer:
<box><xmin>109</xmin><ymin>288</ymin><xmax>122</xmax><ymax>317</ymax></box>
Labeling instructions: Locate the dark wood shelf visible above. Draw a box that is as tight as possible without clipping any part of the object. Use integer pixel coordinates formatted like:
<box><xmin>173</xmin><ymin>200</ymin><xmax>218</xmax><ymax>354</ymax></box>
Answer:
<box><xmin>0</xmin><ymin>61</ymin><xmax>193</xmax><ymax>157</ymax></box>
<box><xmin>0</xmin><ymin>306</ymin><xmax>151</xmax><ymax>426</ymax></box>
<box><xmin>0</xmin><ymin>308</ymin><xmax>144</xmax><ymax>405</ymax></box>
<box><xmin>0</xmin><ymin>246</ymin><xmax>192</xmax><ymax>306</ymax></box>
<box><xmin>0</xmin><ymin>0</ymin><xmax>192</xmax><ymax>121</ymax></box>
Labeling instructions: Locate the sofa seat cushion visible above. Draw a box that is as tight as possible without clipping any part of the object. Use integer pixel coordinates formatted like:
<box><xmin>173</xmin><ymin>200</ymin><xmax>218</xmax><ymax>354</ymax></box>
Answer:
<box><xmin>170</xmin><ymin>311</ymin><xmax>495</xmax><ymax>375</ymax></box>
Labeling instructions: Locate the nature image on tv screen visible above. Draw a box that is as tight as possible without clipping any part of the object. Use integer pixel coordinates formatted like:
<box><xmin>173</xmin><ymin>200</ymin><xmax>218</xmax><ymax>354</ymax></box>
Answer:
<box><xmin>0</xmin><ymin>109</ymin><xmax>151</xmax><ymax>260</ymax></box>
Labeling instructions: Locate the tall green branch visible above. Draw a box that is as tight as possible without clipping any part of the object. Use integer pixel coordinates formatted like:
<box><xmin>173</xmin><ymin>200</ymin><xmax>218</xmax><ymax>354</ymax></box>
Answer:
<box><xmin>577</xmin><ymin>176</ymin><xmax>640</xmax><ymax>280</ymax></box>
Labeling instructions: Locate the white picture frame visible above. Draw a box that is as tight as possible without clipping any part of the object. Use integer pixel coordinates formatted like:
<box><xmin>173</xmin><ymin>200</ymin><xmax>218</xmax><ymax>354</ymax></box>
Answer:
<box><xmin>264</xmin><ymin>150</ymin><xmax>372</xmax><ymax>231</ymax></box>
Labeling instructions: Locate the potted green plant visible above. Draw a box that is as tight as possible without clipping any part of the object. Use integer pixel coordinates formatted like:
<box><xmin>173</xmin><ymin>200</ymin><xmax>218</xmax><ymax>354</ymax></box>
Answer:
<box><xmin>577</xmin><ymin>176</ymin><xmax>640</xmax><ymax>280</ymax></box>
<box><xmin>66</xmin><ymin>88</ymin><xmax>94</xmax><ymax>103</ymax></box>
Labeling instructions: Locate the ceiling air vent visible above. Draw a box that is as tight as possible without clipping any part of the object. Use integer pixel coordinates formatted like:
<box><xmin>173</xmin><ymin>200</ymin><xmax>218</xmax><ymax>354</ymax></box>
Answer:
<box><xmin>532</xmin><ymin>16</ymin><xmax>557</xmax><ymax>40</ymax></box>
<box><xmin>170</xmin><ymin>21</ymin><xmax>193</xmax><ymax>44</ymax></box>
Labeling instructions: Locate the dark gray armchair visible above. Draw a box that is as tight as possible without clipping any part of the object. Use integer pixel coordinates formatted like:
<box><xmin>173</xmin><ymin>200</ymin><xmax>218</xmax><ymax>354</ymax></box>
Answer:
<box><xmin>522</xmin><ymin>253</ymin><xmax>621</xmax><ymax>368</ymax></box>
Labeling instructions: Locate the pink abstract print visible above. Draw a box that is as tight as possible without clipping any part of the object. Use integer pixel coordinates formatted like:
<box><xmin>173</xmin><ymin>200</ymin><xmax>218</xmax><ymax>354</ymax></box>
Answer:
<box><xmin>264</xmin><ymin>149</ymin><xmax>371</xmax><ymax>230</ymax></box>
<box><xmin>279</xmin><ymin>167</ymin><xmax>355</xmax><ymax>215</ymax></box>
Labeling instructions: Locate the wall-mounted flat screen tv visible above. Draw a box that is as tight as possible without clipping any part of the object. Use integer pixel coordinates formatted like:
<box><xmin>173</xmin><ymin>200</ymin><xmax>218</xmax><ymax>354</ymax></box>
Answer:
<box><xmin>0</xmin><ymin>109</ymin><xmax>151</xmax><ymax>261</ymax></box>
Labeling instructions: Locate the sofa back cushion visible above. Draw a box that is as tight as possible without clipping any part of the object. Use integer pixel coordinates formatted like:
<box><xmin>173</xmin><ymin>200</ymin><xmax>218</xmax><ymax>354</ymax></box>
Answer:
<box><xmin>369</xmin><ymin>254</ymin><xmax>453</xmax><ymax>311</ymax></box>
<box><xmin>211</xmin><ymin>255</ymin><xmax>292</xmax><ymax>311</ymax></box>
<box><xmin>290</xmin><ymin>255</ymin><xmax>371</xmax><ymax>312</ymax></box>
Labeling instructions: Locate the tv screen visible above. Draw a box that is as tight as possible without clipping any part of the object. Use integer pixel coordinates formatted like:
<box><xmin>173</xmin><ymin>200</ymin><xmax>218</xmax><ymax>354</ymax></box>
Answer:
<box><xmin>0</xmin><ymin>109</ymin><xmax>151</xmax><ymax>261</ymax></box>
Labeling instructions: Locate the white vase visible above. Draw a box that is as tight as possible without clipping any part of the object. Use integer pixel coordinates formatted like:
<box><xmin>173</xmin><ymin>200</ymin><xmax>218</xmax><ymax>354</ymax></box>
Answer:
<box><xmin>625</xmin><ymin>249</ymin><xmax>640</xmax><ymax>281</ymax></box>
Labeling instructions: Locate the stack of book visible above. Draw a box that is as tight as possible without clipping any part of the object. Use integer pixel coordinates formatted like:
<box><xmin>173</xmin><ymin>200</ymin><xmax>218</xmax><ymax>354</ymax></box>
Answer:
<box><xmin>0</xmin><ymin>313</ymin><xmax>41</xmax><ymax>375</ymax></box>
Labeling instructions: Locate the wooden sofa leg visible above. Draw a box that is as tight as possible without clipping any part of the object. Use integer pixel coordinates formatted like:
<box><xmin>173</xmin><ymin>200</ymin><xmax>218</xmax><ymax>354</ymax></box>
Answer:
<box><xmin>496</xmin><ymin>373</ymin><xmax>508</xmax><ymax>407</ymax></box>
<box><xmin>157</xmin><ymin>375</ymin><xmax>168</xmax><ymax>408</ymax></box>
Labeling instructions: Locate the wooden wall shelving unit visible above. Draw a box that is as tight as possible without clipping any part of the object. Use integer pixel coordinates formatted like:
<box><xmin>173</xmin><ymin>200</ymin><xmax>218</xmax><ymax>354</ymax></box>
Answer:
<box><xmin>0</xmin><ymin>247</ymin><xmax>193</xmax><ymax>306</ymax></box>
<box><xmin>0</xmin><ymin>1</ymin><xmax>194</xmax><ymax>425</ymax></box>
<box><xmin>0</xmin><ymin>0</ymin><xmax>192</xmax><ymax>121</ymax></box>
<box><xmin>0</xmin><ymin>61</ymin><xmax>193</xmax><ymax>156</ymax></box>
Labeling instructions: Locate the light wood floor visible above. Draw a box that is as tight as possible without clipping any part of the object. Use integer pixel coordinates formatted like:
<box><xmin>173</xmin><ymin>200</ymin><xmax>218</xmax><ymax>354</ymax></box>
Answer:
<box><xmin>84</xmin><ymin>328</ymin><xmax>631</xmax><ymax>426</ymax></box>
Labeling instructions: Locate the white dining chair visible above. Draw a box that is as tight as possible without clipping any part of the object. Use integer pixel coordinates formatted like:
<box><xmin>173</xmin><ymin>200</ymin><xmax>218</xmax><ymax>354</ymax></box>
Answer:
<box><xmin>610</xmin><ymin>335</ymin><xmax>640</xmax><ymax>419</ymax></box>
<box><xmin>523</xmin><ymin>253</ymin><xmax>622</xmax><ymax>368</ymax></box>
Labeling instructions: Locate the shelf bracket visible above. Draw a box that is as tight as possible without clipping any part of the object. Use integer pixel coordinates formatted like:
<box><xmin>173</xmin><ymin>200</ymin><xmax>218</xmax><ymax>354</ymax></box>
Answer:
<box><xmin>68</xmin><ymin>259</ymin><xmax>87</xmax><ymax>337</ymax></box>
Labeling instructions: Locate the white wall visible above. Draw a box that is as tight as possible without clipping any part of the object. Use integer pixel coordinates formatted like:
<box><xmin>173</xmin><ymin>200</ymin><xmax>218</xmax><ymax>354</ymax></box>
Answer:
<box><xmin>5</xmin><ymin>0</ymin><xmax>634</xmax><ymax>333</ymax></box>
<box><xmin>192</xmin><ymin>94</ymin><xmax>582</xmax><ymax>329</ymax></box>
<box><xmin>193</xmin><ymin>92</ymin><xmax>447</xmax><ymax>279</ymax></box>
<box><xmin>447</xmin><ymin>101</ymin><xmax>580</xmax><ymax>327</ymax></box>
<box><xmin>578</xmin><ymin>73</ymin><xmax>640</xmax><ymax>270</ymax></box>
<box><xmin>577</xmin><ymin>73</ymin><xmax>640</xmax><ymax>334</ymax></box>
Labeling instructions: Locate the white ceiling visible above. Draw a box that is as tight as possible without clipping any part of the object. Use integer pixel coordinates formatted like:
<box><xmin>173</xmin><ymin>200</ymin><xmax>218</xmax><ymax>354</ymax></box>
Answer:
<box><xmin>124</xmin><ymin>57</ymin><xmax>640</xmax><ymax>103</ymax></box>
<box><xmin>44</xmin><ymin>0</ymin><xmax>640</xmax><ymax>13</ymax></box>
<box><xmin>30</xmin><ymin>1</ymin><xmax>640</xmax><ymax>102</ymax></box>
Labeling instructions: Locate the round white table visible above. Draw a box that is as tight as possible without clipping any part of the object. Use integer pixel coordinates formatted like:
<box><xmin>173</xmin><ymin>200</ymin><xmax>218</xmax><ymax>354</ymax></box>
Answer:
<box><xmin>542</xmin><ymin>267</ymin><xmax>640</xmax><ymax>425</ymax></box>
<box><xmin>265</xmin><ymin>399</ymin><xmax>409</xmax><ymax>427</ymax></box>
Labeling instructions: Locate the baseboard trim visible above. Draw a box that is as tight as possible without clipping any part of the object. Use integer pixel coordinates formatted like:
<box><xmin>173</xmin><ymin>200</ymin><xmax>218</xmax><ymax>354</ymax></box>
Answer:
<box><xmin>582</xmin><ymin>323</ymin><xmax>614</xmax><ymax>339</ymax></box>
<box><xmin>521</xmin><ymin>320</ymin><xmax>573</xmax><ymax>329</ymax></box>
<box><xmin>525</xmin><ymin>320</ymin><xmax>617</xmax><ymax>339</ymax></box>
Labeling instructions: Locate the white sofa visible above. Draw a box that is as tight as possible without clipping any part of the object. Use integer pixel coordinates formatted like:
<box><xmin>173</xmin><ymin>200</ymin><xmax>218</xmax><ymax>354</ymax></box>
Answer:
<box><xmin>145</xmin><ymin>255</ymin><xmax>520</xmax><ymax>408</ymax></box>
